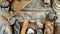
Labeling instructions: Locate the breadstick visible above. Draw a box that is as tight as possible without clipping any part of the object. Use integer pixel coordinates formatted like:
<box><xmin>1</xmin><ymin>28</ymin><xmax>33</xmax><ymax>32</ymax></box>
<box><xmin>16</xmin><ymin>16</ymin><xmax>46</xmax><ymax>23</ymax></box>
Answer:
<box><xmin>20</xmin><ymin>19</ymin><xmax>29</xmax><ymax>34</ymax></box>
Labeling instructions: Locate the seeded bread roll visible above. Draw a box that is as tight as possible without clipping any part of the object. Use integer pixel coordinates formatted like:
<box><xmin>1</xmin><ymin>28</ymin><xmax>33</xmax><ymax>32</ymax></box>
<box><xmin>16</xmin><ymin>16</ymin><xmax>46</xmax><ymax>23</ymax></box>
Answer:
<box><xmin>1</xmin><ymin>0</ymin><xmax>9</xmax><ymax>8</ymax></box>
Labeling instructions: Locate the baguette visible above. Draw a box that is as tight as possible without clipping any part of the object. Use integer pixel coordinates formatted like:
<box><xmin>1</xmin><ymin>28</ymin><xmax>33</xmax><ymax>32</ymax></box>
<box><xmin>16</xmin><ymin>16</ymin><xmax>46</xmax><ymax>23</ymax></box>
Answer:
<box><xmin>20</xmin><ymin>19</ymin><xmax>29</xmax><ymax>34</ymax></box>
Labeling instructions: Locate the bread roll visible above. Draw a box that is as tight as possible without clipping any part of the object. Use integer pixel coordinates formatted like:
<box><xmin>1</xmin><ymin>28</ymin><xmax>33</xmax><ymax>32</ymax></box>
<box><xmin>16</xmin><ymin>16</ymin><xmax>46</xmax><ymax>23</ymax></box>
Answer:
<box><xmin>1</xmin><ymin>1</ymin><xmax>9</xmax><ymax>7</ymax></box>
